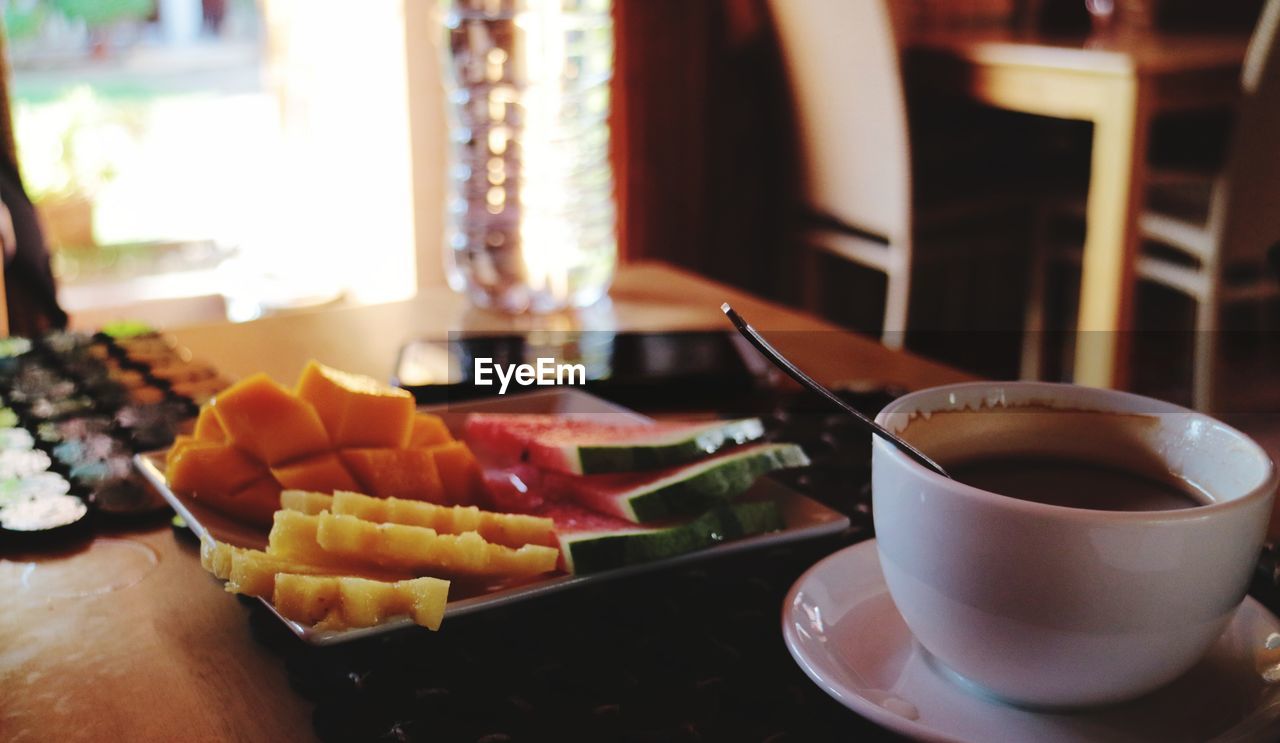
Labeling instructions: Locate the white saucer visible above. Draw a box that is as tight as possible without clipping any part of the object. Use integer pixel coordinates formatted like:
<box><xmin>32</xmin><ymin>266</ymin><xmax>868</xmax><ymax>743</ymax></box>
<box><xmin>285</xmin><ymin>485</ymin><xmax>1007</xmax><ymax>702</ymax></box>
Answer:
<box><xmin>783</xmin><ymin>539</ymin><xmax>1280</xmax><ymax>743</ymax></box>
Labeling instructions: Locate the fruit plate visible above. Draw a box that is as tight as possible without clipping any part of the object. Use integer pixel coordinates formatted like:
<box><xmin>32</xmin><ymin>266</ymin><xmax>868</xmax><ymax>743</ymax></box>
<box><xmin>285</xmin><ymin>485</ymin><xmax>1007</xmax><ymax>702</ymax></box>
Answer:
<box><xmin>135</xmin><ymin>388</ymin><xmax>851</xmax><ymax>646</ymax></box>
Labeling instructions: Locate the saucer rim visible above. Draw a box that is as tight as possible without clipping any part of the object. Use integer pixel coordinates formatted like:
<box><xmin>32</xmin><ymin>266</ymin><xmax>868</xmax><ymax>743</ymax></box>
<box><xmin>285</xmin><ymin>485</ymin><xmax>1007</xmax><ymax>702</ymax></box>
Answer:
<box><xmin>782</xmin><ymin>540</ymin><xmax>963</xmax><ymax>743</ymax></box>
<box><xmin>781</xmin><ymin>538</ymin><xmax>1280</xmax><ymax>743</ymax></box>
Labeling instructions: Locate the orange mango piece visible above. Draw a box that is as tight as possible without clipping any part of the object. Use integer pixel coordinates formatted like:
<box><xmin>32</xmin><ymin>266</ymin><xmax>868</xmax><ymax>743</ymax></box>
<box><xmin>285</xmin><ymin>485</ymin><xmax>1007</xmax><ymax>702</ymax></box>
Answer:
<box><xmin>211</xmin><ymin>373</ymin><xmax>331</xmax><ymax>465</ymax></box>
<box><xmin>168</xmin><ymin>434</ymin><xmax>201</xmax><ymax>465</ymax></box>
<box><xmin>427</xmin><ymin>441</ymin><xmax>485</xmax><ymax>505</ymax></box>
<box><xmin>408</xmin><ymin>413</ymin><xmax>453</xmax><ymax>448</ymax></box>
<box><xmin>271</xmin><ymin>452</ymin><xmax>361</xmax><ymax>493</ymax></box>
<box><xmin>295</xmin><ymin>360</ymin><xmax>414</xmax><ymax>449</ymax></box>
<box><xmin>167</xmin><ymin>442</ymin><xmax>269</xmax><ymax>497</ymax></box>
<box><xmin>193</xmin><ymin>405</ymin><xmax>226</xmax><ymax>442</ymax></box>
<box><xmin>339</xmin><ymin>448</ymin><xmax>446</xmax><ymax>502</ymax></box>
<box><xmin>194</xmin><ymin>476</ymin><xmax>282</xmax><ymax>528</ymax></box>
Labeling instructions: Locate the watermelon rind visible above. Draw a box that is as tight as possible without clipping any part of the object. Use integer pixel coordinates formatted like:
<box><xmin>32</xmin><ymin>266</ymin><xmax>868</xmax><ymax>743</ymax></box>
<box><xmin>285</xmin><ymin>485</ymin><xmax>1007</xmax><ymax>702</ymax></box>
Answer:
<box><xmin>536</xmin><ymin>418</ymin><xmax>767</xmax><ymax>475</ymax></box>
<box><xmin>571</xmin><ymin>442</ymin><xmax>809</xmax><ymax>523</ymax></box>
<box><xmin>559</xmin><ymin>499</ymin><xmax>785</xmax><ymax>574</ymax></box>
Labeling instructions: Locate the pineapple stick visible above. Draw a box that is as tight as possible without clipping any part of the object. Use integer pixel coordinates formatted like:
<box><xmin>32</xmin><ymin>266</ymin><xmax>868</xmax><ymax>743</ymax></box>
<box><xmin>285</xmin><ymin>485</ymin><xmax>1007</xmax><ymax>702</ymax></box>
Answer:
<box><xmin>272</xmin><ymin>574</ymin><xmax>450</xmax><ymax>631</ymax></box>
<box><xmin>279</xmin><ymin>489</ymin><xmax>333</xmax><ymax>515</ymax></box>
<box><xmin>315</xmin><ymin>512</ymin><xmax>559</xmax><ymax>578</ymax></box>
<box><xmin>329</xmin><ymin>490</ymin><xmax>556</xmax><ymax>548</ymax></box>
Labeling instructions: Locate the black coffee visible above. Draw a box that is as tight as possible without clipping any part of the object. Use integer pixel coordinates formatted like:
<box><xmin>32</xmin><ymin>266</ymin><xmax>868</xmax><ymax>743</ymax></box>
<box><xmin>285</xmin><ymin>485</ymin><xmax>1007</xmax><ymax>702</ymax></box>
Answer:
<box><xmin>950</xmin><ymin>456</ymin><xmax>1210</xmax><ymax>511</ymax></box>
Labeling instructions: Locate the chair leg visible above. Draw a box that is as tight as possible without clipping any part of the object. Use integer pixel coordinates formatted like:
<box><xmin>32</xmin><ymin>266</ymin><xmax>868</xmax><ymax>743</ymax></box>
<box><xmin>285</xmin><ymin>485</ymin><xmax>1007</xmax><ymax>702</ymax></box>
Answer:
<box><xmin>1191</xmin><ymin>293</ymin><xmax>1219</xmax><ymax>413</ymax></box>
<box><xmin>882</xmin><ymin>264</ymin><xmax>909</xmax><ymax>350</ymax></box>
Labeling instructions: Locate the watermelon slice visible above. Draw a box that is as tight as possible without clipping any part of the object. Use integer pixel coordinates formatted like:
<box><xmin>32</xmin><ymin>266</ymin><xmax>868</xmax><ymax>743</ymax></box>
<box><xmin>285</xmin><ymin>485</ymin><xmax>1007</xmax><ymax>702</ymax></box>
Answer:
<box><xmin>479</xmin><ymin>443</ymin><xmax>807</xmax><ymax>524</ymax></box>
<box><xmin>552</xmin><ymin>500</ymin><xmax>785</xmax><ymax>574</ymax></box>
<box><xmin>555</xmin><ymin>442</ymin><xmax>808</xmax><ymax>523</ymax></box>
<box><xmin>464</xmin><ymin>414</ymin><xmax>766</xmax><ymax>475</ymax></box>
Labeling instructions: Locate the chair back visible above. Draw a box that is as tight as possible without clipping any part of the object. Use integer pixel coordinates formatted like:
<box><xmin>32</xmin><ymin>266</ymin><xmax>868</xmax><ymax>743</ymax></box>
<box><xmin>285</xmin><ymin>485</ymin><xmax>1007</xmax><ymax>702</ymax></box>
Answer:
<box><xmin>1216</xmin><ymin>0</ymin><xmax>1280</xmax><ymax>269</ymax></box>
<box><xmin>769</xmin><ymin>0</ymin><xmax>912</xmax><ymax>248</ymax></box>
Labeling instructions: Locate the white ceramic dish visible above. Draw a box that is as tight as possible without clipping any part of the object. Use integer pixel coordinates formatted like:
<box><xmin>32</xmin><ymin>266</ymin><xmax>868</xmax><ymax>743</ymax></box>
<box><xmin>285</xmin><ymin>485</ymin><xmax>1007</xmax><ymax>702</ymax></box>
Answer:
<box><xmin>783</xmin><ymin>539</ymin><xmax>1280</xmax><ymax>743</ymax></box>
<box><xmin>136</xmin><ymin>388</ymin><xmax>850</xmax><ymax>645</ymax></box>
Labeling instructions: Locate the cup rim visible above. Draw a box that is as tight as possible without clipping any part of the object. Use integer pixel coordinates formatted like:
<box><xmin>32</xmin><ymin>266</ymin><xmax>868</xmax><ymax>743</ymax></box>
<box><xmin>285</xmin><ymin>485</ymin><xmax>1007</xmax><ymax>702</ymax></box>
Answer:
<box><xmin>873</xmin><ymin>381</ymin><xmax>1279</xmax><ymax>523</ymax></box>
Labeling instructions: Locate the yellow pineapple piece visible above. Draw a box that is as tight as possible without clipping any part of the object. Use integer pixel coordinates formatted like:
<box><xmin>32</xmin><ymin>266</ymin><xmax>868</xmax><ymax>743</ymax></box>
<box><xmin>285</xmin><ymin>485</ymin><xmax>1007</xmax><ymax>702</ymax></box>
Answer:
<box><xmin>280</xmin><ymin>489</ymin><xmax>334</xmax><ymax>515</ymax></box>
<box><xmin>315</xmin><ymin>512</ymin><xmax>558</xmax><ymax>578</ymax></box>
<box><xmin>273</xmin><ymin>574</ymin><xmax>450</xmax><ymax>631</ymax></box>
<box><xmin>200</xmin><ymin>538</ymin><xmax>235</xmax><ymax>579</ymax></box>
<box><xmin>266</xmin><ymin>509</ymin><xmax>348</xmax><ymax>567</ymax></box>
<box><xmin>273</xmin><ymin>573</ymin><xmax>341</xmax><ymax>625</ymax></box>
<box><xmin>329</xmin><ymin>490</ymin><xmax>556</xmax><ymax>548</ymax></box>
<box><xmin>225</xmin><ymin>548</ymin><xmax>413</xmax><ymax>598</ymax></box>
<box><xmin>398</xmin><ymin>578</ymin><xmax>451</xmax><ymax>630</ymax></box>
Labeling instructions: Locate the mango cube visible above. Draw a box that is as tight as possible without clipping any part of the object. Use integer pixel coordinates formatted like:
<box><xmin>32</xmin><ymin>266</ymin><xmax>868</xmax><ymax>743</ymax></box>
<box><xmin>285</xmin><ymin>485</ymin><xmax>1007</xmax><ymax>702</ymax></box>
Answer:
<box><xmin>339</xmin><ymin>448</ymin><xmax>445</xmax><ymax>502</ymax></box>
<box><xmin>408</xmin><ymin>413</ymin><xmax>453</xmax><ymax>448</ymax></box>
<box><xmin>211</xmin><ymin>373</ymin><xmax>331</xmax><ymax>465</ymax></box>
<box><xmin>427</xmin><ymin>441</ymin><xmax>485</xmax><ymax>505</ymax></box>
<box><xmin>271</xmin><ymin>453</ymin><xmax>360</xmax><ymax>493</ymax></box>
<box><xmin>223</xmin><ymin>476</ymin><xmax>284</xmax><ymax>527</ymax></box>
<box><xmin>296</xmin><ymin>360</ymin><xmax>415</xmax><ymax>448</ymax></box>
<box><xmin>166</xmin><ymin>442</ymin><xmax>267</xmax><ymax>496</ymax></box>
<box><xmin>193</xmin><ymin>405</ymin><xmax>226</xmax><ymax>442</ymax></box>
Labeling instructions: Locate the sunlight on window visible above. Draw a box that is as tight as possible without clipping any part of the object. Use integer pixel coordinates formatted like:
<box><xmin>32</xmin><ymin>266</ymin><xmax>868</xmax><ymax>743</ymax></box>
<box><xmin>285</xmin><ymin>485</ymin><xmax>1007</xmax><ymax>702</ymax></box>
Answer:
<box><xmin>6</xmin><ymin>0</ymin><xmax>422</xmax><ymax>325</ymax></box>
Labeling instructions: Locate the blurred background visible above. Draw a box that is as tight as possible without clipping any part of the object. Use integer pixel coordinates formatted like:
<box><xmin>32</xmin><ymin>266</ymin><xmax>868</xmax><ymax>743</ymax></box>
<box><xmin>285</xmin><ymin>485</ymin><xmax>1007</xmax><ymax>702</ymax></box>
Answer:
<box><xmin>0</xmin><ymin>0</ymin><xmax>1274</xmax><ymax>410</ymax></box>
<box><xmin>2</xmin><ymin>0</ymin><xmax>443</xmax><ymax>325</ymax></box>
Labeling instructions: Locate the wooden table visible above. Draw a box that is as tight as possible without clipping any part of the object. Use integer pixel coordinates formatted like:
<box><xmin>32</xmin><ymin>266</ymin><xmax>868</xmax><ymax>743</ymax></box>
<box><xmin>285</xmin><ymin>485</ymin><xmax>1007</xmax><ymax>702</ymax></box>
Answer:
<box><xmin>909</xmin><ymin>29</ymin><xmax>1249</xmax><ymax>390</ymax></box>
<box><xmin>0</xmin><ymin>262</ymin><xmax>971</xmax><ymax>742</ymax></box>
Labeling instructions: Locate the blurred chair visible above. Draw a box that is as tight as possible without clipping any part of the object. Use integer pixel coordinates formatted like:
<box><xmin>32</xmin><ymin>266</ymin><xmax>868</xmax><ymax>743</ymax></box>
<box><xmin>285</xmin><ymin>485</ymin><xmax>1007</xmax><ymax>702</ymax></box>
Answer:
<box><xmin>1022</xmin><ymin>0</ymin><xmax>1280</xmax><ymax>411</ymax></box>
<box><xmin>770</xmin><ymin>0</ymin><xmax>913</xmax><ymax>346</ymax></box>
<box><xmin>770</xmin><ymin>0</ymin><xmax>1032</xmax><ymax>349</ymax></box>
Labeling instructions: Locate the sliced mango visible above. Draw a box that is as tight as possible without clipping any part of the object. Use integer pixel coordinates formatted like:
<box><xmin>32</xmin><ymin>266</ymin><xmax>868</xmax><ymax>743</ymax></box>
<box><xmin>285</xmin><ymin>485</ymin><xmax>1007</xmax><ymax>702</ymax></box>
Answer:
<box><xmin>223</xmin><ymin>477</ymin><xmax>284</xmax><ymax>527</ymax></box>
<box><xmin>408</xmin><ymin>412</ymin><xmax>453</xmax><ymax>448</ymax></box>
<box><xmin>271</xmin><ymin>452</ymin><xmax>360</xmax><ymax>493</ymax></box>
<box><xmin>339</xmin><ymin>448</ymin><xmax>445</xmax><ymax>502</ymax></box>
<box><xmin>166</xmin><ymin>442</ymin><xmax>267</xmax><ymax>497</ymax></box>
<box><xmin>167</xmin><ymin>434</ymin><xmax>202</xmax><ymax>466</ymax></box>
<box><xmin>193</xmin><ymin>405</ymin><xmax>226</xmax><ymax>442</ymax></box>
<box><xmin>211</xmin><ymin>373</ymin><xmax>331</xmax><ymax>465</ymax></box>
<box><xmin>296</xmin><ymin>360</ymin><xmax>415</xmax><ymax>449</ymax></box>
<box><xmin>427</xmin><ymin>441</ymin><xmax>485</xmax><ymax>505</ymax></box>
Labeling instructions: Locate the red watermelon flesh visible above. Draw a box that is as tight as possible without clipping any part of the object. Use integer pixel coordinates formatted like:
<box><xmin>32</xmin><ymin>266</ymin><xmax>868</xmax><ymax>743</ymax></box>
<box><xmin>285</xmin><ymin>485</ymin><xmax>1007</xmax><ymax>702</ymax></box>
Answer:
<box><xmin>464</xmin><ymin>413</ymin><xmax>766</xmax><ymax>475</ymax></box>
<box><xmin>479</xmin><ymin>464</ymin><xmax>576</xmax><ymax>514</ymax></box>
<box><xmin>481</xmin><ymin>467</ymin><xmax>651</xmax><ymax>532</ymax></box>
<box><xmin>465</xmin><ymin>414</ymin><xmax>644</xmax><ymax>465</ymax></box>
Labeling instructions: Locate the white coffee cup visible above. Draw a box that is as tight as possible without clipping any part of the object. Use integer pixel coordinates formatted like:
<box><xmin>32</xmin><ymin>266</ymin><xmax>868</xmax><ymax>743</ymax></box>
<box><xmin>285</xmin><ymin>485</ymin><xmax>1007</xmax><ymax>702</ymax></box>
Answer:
<box><xmin>872</xmin><ymin>381</ymin><xmax>1277</xmax><ymax>708</ymax></box>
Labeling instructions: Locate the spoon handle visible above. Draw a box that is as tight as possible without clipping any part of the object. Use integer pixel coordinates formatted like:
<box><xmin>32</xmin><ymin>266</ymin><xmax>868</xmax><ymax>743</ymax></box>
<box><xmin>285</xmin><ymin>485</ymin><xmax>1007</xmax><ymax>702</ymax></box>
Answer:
<box><xmin>721</xmin><ymin>303</ymin><xmax>951</xmax><ymax>479</ymax></box>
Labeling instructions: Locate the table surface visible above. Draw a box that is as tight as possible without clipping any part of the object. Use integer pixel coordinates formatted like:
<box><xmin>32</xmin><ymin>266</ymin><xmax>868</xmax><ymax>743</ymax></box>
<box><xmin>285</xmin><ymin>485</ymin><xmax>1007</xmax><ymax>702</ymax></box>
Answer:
<box><xmin>0</xmin><ymin>262</ymin><xmax>972</xmax><ymax>742</ymax></box>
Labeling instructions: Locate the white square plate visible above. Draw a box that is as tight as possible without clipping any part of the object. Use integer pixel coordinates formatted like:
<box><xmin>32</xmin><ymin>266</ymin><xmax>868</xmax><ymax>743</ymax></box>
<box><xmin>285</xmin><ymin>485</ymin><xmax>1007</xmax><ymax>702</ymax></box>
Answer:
<box><xmin>134</xmin><ymin>388</ymin><xmax>851</xmax><ymax>645</ymax></box>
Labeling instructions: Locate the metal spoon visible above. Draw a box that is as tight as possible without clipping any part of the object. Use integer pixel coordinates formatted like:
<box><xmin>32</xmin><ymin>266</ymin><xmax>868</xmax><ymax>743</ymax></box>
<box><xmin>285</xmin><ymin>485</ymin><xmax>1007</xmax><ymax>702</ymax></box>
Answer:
<box><xmin>721</xmin><ymin>303</ymin><xmax>951</xmax><ymax>479</ymax></box>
